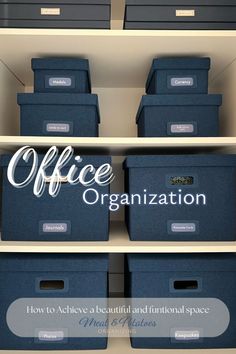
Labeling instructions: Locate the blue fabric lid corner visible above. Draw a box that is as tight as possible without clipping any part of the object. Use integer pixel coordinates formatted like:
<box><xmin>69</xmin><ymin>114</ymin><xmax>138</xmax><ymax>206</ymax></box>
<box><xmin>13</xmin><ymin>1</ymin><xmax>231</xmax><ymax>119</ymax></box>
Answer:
<box><xmin>17</xmin><ymin>93</ymin><xmax>100</xmax><ymax>123</ymax></box>
<box><xmin>127</xmin><ymin>253</ymin><xmax>236</xmax><ymax>272</ymax></box>
<box><xmin>0</xmin><ymin>253</ymin><xmax>109</xmax><ymax>272</ymax></box>
<box><xmin>124</xmin><ymin>154</ymin><xmax>236</xmax><ymax>168</ymax></box>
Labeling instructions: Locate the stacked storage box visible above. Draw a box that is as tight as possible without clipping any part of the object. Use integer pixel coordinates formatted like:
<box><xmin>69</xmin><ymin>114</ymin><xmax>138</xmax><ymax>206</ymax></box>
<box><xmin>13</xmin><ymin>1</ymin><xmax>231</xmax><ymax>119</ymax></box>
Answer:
<box><xmin>124</xmin><ymin>154</ymin><xmax>236</xmax><ymax>241</ymax></box>
<box><xmin>137</xmin><ymin>57</ymin><xmax>222</xmax><ymax>137</ymax></box>
<box><xmin>126</xmin><ymin>253</ymin><xmax>236</xmax><ymax>349</ymax></box>
<box><xmin>126</xmin><ymin>57</ymin><xmax>236</xmax><ymax>350</ymax></box>
<box><xmin>0</xmin><ymin>153</ymin><xmax>111</xmax><ymax>241</ymax></box>
<box><xmin>124</xmin><ymin>0</ymin><xmax>236</xmax><ymax>30</ymax></box>
<box><xmin>0</xmin><ymin>253</ymin><xmax>109</xmax><ymax>350</ymax></box>
<box><xmin>0</xmin><ymin>0</ymin><xmax>111</xmax><ymax>29</ymax></box>
<box><xmin>0</xmin><ymin>58</ymin><xmax>111</xmax><ymax>349</ymax></box>
<box><xmin>19</xmin><ymin>58</ymin><xmax>101</xmax><ymax>137</ymax></box>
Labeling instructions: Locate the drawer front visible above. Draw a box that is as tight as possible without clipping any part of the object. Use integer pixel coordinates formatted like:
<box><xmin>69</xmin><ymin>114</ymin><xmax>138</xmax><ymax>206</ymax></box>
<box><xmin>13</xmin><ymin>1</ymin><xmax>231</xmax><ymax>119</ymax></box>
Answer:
<box><xmin>126</xmin><ymin>6</ymin><xmax>236</xmax><ymax>22</ymax></box>
<box><xmin>0</xmin><ymin>4</ymin><xmax>110</xmax><ymax>21</ymax></box>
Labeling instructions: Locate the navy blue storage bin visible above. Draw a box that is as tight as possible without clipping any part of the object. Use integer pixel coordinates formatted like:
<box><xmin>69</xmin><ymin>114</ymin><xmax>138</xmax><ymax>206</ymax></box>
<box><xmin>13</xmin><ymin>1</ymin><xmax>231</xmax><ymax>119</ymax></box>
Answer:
<box><xmin>137</xmin><ymin>95</ymin><xmax>222</xmax><ymax>137</ymax></box>
<box><xmin>1</xmin><ymin>154</ymin><xmax>111</xmax><ymax>241</ymax></box>
<box><xmin>0</xmin><ymin>253</ymin><xmax>109</xmax><ymax>350</ymax></box>
<box><xmin>18</xmin><ymin>93</ymin><xmax>100</xmax><ymax>137</ymax></box>
<box><xmin>146</xmin><ymin>58</ymin><xmax>210</xmax><ymax>95</ymax></box>
<box><xmin>32</xmin><ymin>58</ymin><xmax>91</xmax><ymax>93</ymax></box>
<box><xmin>124</xmin><ymin>155</ymin><xmax>236</xmax><ymax>241</ymax></box>
<box><xmin>126</xmin><ymin>253</ymin><xmax>236</xmax><ymax>349</ymax></box>
<box><xmin>0</xmin><ymin>0</ymin><xmax>111</xmax><ymax>29</ymax></box>
<box><xmin>124</xmin><ymin>0</ymin><xmax>236</xmax><ymax>30</ymax></box>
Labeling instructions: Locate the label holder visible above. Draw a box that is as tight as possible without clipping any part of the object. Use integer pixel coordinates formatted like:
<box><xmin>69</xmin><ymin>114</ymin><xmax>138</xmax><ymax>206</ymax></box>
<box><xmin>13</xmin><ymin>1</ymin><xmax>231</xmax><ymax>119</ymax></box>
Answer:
<box><xmin>167</xmin><ymin>75</ymin><xmax>197</xmax><ymax>89</ymax></box>
<box><xmin>167</xmin><ymin>122</ymin><xmax>197</xmax><ymax>136</ymax></box>
<box><xmin>41</xmin><ymin>8</ymin><xmax>61</xmax><ymax>16</ymax></box>
<box><xmin>34</xmin><ymin>328</ymin><xmax>68</xmax><ymax>343</ymax></box>
<box><xmin>167</xmin><ymin>220</ymin><xmax>200</xmax><ymax>235</ymax></box>
<box><xmin>43</xmin><ymin>121</ymin><xmax>73</xmax><ymax>135</ymax></box>
<box><xmin>171</xmin><ymin>328</ymin><xmax>203</xmax><ymax>343</ymax></box>
<box><xmin>175</xmin><ymin>9</ymin><xmax>196</xmax><ymax>17</ymax></box>
<box><xmin>165</xmin><ymin>173</ymin><xmax>199</xmax><ymax>189</ymax></box>
<box><xmin>39</xmin><ymin>221</ymin><xmax>71</xmax><ymax>236</ymax></box>
<box><xmin>45</xmin><ymin>75</ymin><xmax>75</xmax><ymax>89</ymax></box>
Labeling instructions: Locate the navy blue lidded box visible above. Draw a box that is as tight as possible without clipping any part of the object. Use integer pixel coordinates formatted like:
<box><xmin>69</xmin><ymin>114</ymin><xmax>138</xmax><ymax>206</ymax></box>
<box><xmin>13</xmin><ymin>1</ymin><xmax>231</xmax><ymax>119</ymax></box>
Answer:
<box><xmin>18</xmin><ymin>93</ymin><xmax>100</xmax><ymax>137</ymax></box>
<box><xmin>124</xmin><ymin>155</ymin><xmax>236</xmax><ymax>241</ymax></box>
<box><xmin>32</xmin><ymin>58</ymin><xmax>91</xmax><ymax>93</ymax></box>
<box><xmin>146</xmin><ymin>57</ymin><xmax>211</xmax><ymax>95</ymax></box>
<box><xmin>0</xmin><ymin>0</ymin><xmax>111</xmax><ymax>29</ymax></box>
<box><xmin>137</xmin><ymin>94</ymin><xmax>222</xmax><ymax>137</ymax></box>
<box><xmin>124</xmin><ymin>0</ymin><xmax>236</xmax><ymax>30</ymax></box>
<box><xmin>0</xmin><ymin>253</ymin><xmax>109</xmax><ymax>350</ymax></box>
<box><xmin>126</xmin><ymin>253</ymin><xmax>236</xmax><ymax>349</ymax></box>
<box><xmin>1</xmin><ymin>154</ymin><xmax>111</xmax><ymax>241</ymax></box>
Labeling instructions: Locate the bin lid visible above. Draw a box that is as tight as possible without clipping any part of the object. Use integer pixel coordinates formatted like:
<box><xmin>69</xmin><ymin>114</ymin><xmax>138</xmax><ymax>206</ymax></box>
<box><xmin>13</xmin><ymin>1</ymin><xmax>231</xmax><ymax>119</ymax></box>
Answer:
<box><xmin>18</xmin><ymin>93</ymin><xmax>97</xmax><ymax>106</ymax></box>
<box><xmin>32</xmin><ymin>58</ymin><xmax>90</xmax><ymax>71</ymax></box>
<box><xmin>124</xmin><ymin>154</ymin><xmax>236</xmax><ymax>168</ymax></box>
<box><xmin>126</xmin><ymin>0</ymin><xmax>236</xmax><ymax>5</ymax></box>
<box><xmin>17</xmin><ymin>93</ymin><xmax>100</xmax><ymax>123</ymax></box>
<box><xmin>146</xmin><ymin>57</ymin><xmax>210</xmax><ymax>93</ymax></box>
<box><xmin>32</xmin><ymin>58</ymin><xmax>91</xmax><ymax>92</ymax></box>
<box><xmin>0</xmin><ymin>253</ymin><xmax>109</xmax><ymax>272</ymax></box>
<box><xmin>1</xmin><ymin>0</ymin><xmax>110</xmax><ymax>3</ymax></box>
<box><xmin>127</xmin><ymin>254</ymin><xmax>236</xmax><ymax>272</ymax></box>
<box><xmin>136</xmin><ymin>94</ymin><xmax>222</xmax><ymax>123</ymax></box>
<box><xmin>0</xmin><ymin>154</ymin><xmax>111</xmax><ymax>168</ymax></box>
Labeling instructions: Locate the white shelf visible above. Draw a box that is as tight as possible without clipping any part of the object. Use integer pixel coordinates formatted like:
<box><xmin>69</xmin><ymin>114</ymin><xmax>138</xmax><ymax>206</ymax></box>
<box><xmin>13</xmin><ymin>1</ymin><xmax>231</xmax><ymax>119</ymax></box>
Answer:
<box><xmin>0</xmin><ymin>19</ymin><xmax>236</xmax><ymax>354</ymax></box>
<box><xmin>0</xmin><ymin>136</ymin><xmax>236</xmax><ymax>154</ymax></box>
<box><xmin>0</xmin><ymin>338</ymin><xmax>236</xmax><ymax>354</ymax></box>
<box><xmin>0</xmin><ymin>29</ymin><xmax>236</xmax><ymax>87</ymax></box>
<box><xmin>1</xmin><ymin>221</ymin><xmax>236</xmax><ymax>254</ymax></box>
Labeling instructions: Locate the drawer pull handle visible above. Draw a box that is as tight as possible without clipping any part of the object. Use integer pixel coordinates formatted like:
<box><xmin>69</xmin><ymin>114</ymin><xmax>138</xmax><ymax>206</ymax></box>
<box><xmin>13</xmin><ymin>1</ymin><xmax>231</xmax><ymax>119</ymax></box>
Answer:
<box><xmin>40</xmin><ymin>280</ymin><xmax>64</xmax><ymax>290</ymax></box>
<box><xmin>174</xmin><ymin>280</ymin><xmax>198</xmax><ymax>290</ymax></box>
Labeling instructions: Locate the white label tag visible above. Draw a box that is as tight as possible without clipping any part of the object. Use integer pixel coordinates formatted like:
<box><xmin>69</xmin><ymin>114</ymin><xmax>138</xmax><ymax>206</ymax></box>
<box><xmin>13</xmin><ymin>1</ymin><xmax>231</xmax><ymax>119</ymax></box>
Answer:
<box><xmin>171</xmin><ymin>77</ymin><xmax>194</xmax><ymax>87</ymax></box>
<box><xmin>171</xmin><ymin>223</ymin><xmax>196</xmax><ymax>233</ymax></box>
<box><xmin>43</xmin><ymin>223</ymin><xmax>68</xmax><ymax>233</ymax></box>
<box><xmin>49</xmin><ymin>78</ymin><xmax>72</xmax><ymax>87</ymax></box>
<box><xmin>38</xmin><ymin>330</ymin><xmax>65</xmax><ymax>342</ymax></box>
<box><xmin>176</xmin><ymin>9</ymin><xmax>195</xmax><ymax>17</ymax></box>
<box><xmin>171</xmin><ymin>124</ymin><xmax>194</xmax><ymax>134</ymax></box>
<box><xmin>41</xmin><ymin>8</ymin><xmax>61</xmax><ymax>16</ymax></box>
<box><xmin>46</xmin><ymin>123</ymin><xmax>70</xmax><ymax>133</ymax></box>
<box><xmin>175</xmin><ymin>330</ymin><xmax>200</xmax><ymax>341</ymax></box>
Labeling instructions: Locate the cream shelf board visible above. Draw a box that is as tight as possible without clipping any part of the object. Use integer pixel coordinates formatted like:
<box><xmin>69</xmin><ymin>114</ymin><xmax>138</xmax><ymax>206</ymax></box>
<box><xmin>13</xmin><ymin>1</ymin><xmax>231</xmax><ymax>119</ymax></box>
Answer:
<box><xmin>0</xmin><ymin>136</ymin><xmax>236</xmax><ymax>154</ymax></box>
<box><xmin>1</xmin><ymin>338</ymin><xmax>236</xmax><ymax>353</ymax></box>
<box><xmin>1</xmin><ymin>29</ymin><xmax>236</xmax><ymax>87</ymax></box>
<box><xmin>1</xmin><ymin>221</ymin><xmax>236</xmax><ymax>254</ymax></box>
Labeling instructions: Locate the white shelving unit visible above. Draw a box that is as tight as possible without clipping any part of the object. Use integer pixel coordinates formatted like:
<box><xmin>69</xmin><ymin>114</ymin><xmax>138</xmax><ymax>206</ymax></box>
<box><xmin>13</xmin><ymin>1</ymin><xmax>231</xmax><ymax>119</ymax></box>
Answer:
<box><xmin>1</xmin><ymin>221</ymin><xmax>236</xmax><ymax>254</ymax></box>
<box><xmin>1</xmin><ymin>1</ymin><xmax>236</xmax><ymax>352</ymax></box>
<box><xmin>1</xmin><ymin>338</ymin><xmax>236</xmax><ymax>354</ymax></box>
<box><xmin>1</xmin><ymin>29</ymin><xmax>236</xmax><ymax>88</ymax></box>
<box><xmin>1</xmin><ymin>136</ymin><xmax>236</xmax><ymax>153</ymax></box>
